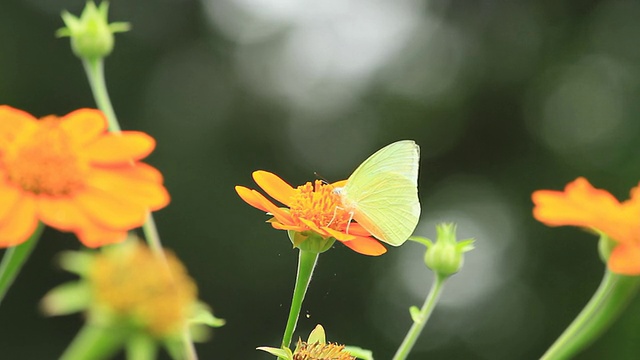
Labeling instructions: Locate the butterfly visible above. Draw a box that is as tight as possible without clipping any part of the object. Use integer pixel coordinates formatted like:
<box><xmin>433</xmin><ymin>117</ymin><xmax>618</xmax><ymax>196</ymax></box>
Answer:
<box><xmin>333</xmin><ymin>140</ymin><xmax>421</xmax><ymax>246</ymax></box>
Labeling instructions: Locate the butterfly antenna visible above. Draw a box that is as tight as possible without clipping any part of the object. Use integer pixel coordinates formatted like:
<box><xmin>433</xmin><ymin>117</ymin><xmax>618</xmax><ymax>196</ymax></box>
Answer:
<box><xmin>314</xmin><ymin>172</ymin><xmax>331</xmax><ymax>185</ymax></box>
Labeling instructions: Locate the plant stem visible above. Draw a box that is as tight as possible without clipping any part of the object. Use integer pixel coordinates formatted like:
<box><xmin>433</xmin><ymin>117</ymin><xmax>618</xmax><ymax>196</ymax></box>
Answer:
<box><xmin>82</xmin><ymin>58</ymin><xmax>121</xmax><ymax>132</ymax></box>
<box><xmin>142</xmin><ymin>213</ymin><xmax>166</xmax><ymax>258</ymax></box>
<box><xmin>81</xmin><ymin>57</ymin><xmax>194</xmax><ymax>358</ymax></box>
<box><xmin>0</xmin><ymin>222</ymin><xmax>45</xmax><ymax>306</ymax></box>
<box><xmin>281</xmin><ymin>249</ymin><xmax>319</xmax><ymax>350</ymax></box>
<box><xmin>392</xmin><ymin>273</ymin><xmax>446</xmax><ymax>360</ymax></box>
<box><xmin>540</xmin><ymin>270</ymin><xmax>640</xmax><ymax>360</ymax></box>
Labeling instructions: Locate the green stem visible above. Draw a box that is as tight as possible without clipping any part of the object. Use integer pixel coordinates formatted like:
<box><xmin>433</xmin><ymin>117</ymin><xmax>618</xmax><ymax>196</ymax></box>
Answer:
<box><xmin>392</xmin><ymin>273</ymin><xmax>447</xmax><ymax>360</ymax></box>
<box><xmin>81</xmin><ymin>58</ymin><xmax>163</xmax><ymax>257</ymax></box>
<box><xmin>82</xmin><ymin>58</ymin><xmax>121</xmax><ymax>132</ymax></box>
<box><xmin>281</xmin><ymin>249</ymin><xmax>319</xmax><ymax>350</ymax></box>
<box><xmin>80</xmin><ymin>57</ymin><xmax>192</xmax><ymax>358</ymax></box>
<box><xmin>61</xmin><ymin>323</ymin><xmax>127</xmax><ymax>360</ymax></box>
<box><xmin>540</xmin><ymin>270</ymin><xmax>640</xmax><ymax>360</ymax></box>
<box><xmin>142</xmin><ymin>213</ymin><xmax>165</xmax><ymax>258</ymax></box>
<box><xmin>0</xmin><ymin>222</ymin><xmax>45</xmax><ymax>306</ymax></box>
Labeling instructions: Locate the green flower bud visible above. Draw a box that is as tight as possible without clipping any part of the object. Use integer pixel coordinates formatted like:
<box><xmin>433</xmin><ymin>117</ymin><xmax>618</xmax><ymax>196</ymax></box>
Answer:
<box><xmin>56</xmin><ymin>1</ymin><xmax>130</xmax><ymax>60</ymax></box>
<box><xmin>421</xmin><ymin>223</ymin><xmax>474</xmax><ymax>278</ymax></box>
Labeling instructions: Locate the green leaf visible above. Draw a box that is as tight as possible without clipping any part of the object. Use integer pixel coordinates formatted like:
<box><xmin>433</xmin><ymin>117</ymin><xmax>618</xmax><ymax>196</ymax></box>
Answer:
<box><xmin>58</xmin><ymin>251</ymin><xmax>94</xmax><ymax>275</ymax></box>
<box><xmin>189</xmin><ymin>302</ymin><xmax>225</xmax><ymax>328</ymax></box>
<box><xmin>307</xmin><ymin>324</ymin><xmax>326</xmax><ymax>344</ymax></box>
<box><xmin>256</xmin><ymin>346</ymin><xmax>293</xmax><ymax>360</ymax></box>
<box><xmin>40</xmin><ymin>281</ymin><xmax>91</xmax><ymax>316</ymax></box>
<box><xmin>409</xmin><ymin>306</ymin><xmax>422</xmax><ymax>324</ymax></box>
<box><xmin>344</xmin><ymin>345</ymin><xmax>374</xmax><ymax>360</ymax></box>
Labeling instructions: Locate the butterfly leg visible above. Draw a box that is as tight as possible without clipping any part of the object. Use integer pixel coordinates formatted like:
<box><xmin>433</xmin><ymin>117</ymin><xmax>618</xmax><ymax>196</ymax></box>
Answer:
<box><xmin>344</xmin><ymin>211</ymin><xmax>354</xmax><ymax>234</ymax></box>
<box><xmin>326</xmin><ymin>205</ymin><xmax>341</xmax><ymax>227</ymax></box>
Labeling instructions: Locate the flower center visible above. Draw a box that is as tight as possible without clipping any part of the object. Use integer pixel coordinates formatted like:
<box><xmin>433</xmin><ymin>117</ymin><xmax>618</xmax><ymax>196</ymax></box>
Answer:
<box><xmin>293</xmin><ymin>340</ymin><xmax>355</xmax><ymax>360</ymax></box>
<box><xmin>90</xmin><ymin>243</ymin><xmax>197</xmax><ymax>337</ymax></box>
<box><xmin>3</xmin><ymin>116</ymin><xmax>88</xmax><ymax>196</ymax></box>
<box><xmin>289</xmin><ymin>180</ymin><xmax>351</xmax><ymax>230</ymax></box>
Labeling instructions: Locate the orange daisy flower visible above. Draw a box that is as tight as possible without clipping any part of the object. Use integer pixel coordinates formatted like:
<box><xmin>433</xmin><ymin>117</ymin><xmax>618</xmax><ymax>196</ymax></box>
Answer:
<box><xmin>235</xmin><ymin>170</ymin><xmax>387</xmax><ymax>256</ymax></box>
<box><xmin>0</xmin><ymin>106</ymin><xmax>169</xmax><ymax>248</ymax></box>
<box><xmin>532</xmin><ymin>177</ymin><xmax>640</xmax><ymax>275</ymax></box>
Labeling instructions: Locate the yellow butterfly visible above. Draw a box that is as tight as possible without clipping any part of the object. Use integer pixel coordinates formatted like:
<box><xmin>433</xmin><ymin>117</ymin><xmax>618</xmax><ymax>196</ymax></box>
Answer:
<box><xmin>334</xmin><ymin>140</ymin><xmax>421</xmax><ymax>246</ymax></box>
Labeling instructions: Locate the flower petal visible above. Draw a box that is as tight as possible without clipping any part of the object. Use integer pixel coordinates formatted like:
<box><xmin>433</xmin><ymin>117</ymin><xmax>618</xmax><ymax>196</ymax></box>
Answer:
<box><xmin>37</xmin><ymin>195</ymin><xmax>95</xmax><ymax>232</ymax></box>
<box><xmin>608</xmin><ymin>244</ymin><xmax>640</xmax><ymax>275</ymax></box>
<box><xmin>77</xmin><ymin>227</ymin><xmax>128</xmax><ymax>248</ymax></box>
<box><xmin>323</xmin><ymin>226</ymin><xmax>355</xmax><ymax>241</ymax></box>
<box><xmin>299</xmin><ymin>218</ymin><xmax>328</xmax><ymax>237</ymax></box>
<box><xmin>0</xmin><ymin>106</ymin><xmax>37</xmax><ymax>147</ymax></box>
<box><xmin>346</xmin><ymin>222</ymin><xmax>372</xmax><ymax>237</ymax></box>
<box><xmin>331</xmin><ymin>180</ymin><xmax>348</xmax><ymax>188</ymax></box>
<box><xmin>341</xmin><ymin>236</ymin><xmax>387</xmax><ymax>256</ymax></box>
<box><xmin>0</xmin><ymin>180</ymin><xmax>23</xmax><ymax>222</ymax></box>
<box><xmin>236</xmin><ymin>186</ymin><xmax>269</xmax><ymax>212</ymax></box>
<box><xmin>86</xmin><ymin>167</ymin><xmax>169</xmax><ymax>211</ymax></box>
<box><xmin>532</xmin><ymin>177</ymin><xmax>639</xmax><ymax>245</ymax></box>
<box><xmin>85</xmin><ymin>131</ymin><xmax>155</xmax><ymax>164</ymax></box>
<box><xmin>61</xmin><ymin>108</ymin><xmax>107</xmax><ymax>145</ymax></box>
<box><xmin>74</xmin><ymin>188</ymin><xmax>147</xmax><ymax>229</ymax></box>
<box><xmin>235</xmin><ymin>186</ymin><xmax>294</xmax><ymax>224</ymax></box>
<box><xmin>120</xmin><ymin>162</ymin><xmax>164</xmax><ymax>183</ymax></box>
<box><xmin>271</xmin><ymin>222</ymin><xmax>306</xmax><ymax>232</ymax></box>
<box><xmin>0</xmin><ymin>195</ymin><xmax>38</xmax><ymax>247</ymax></box>
<box><xmin>252</xmin><ymin>171</ymin><xmax>295</xmax><ymax>206</ymax></box>
<box><xmin>36</xmin><ymin>195</ymin><xmax>128</xmax><ymax>247</ymax></box>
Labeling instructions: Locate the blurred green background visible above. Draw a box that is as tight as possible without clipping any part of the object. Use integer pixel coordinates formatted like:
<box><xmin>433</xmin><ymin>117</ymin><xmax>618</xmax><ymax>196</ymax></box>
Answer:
<box><xmin>2</xmin><ymin>0</ymin><xmax>640</xmax><ymax>359</ymax></box>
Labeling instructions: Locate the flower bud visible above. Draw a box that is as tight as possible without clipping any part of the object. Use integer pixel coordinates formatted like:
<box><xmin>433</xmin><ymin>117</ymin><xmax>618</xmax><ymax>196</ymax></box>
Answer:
<box><xmin>57</xmin><ymin>1</ymin><xmax>130</xmax><ymax>60</ymax></box>
<box><xmin>422</xmin><ymin>223</ymin><xmax>474</xmax><ymax>278</ymax></box>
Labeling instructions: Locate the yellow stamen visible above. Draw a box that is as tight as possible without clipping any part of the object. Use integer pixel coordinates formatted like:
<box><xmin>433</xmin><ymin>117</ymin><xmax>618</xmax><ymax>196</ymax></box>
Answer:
<box><xmin>3</xmin><ymin>116</ymin><xmax>88</xmax><ymax>196</ymax></box>
<box><xmin>293</xmin><ymin>339</ymin><xmax>355</xmax><ymax>360</ymax></box>
<box><xmin>89</xmin><ymin>243</ymin><xmax>197</xmax><ymax>337</ymax></box>
<box><xmin>289</xmin><ymin>180</ymin><xmax>350</xmax><ymax>230</ymax></box>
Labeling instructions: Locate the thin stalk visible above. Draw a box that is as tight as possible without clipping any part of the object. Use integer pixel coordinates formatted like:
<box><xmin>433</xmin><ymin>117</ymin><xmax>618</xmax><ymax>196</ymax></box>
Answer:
<box><xmin>0</xmin><ymin>222</ymin><xmax>45</xmax><ymax>305</ymax></box>
<box><xmin>281</xmin><ymin>249</ymin><xmax>319</xmax><ymax>350</ymax></box>
<box><xmin>82</xmin><ymin>58</ymin><xmax>121</xmax><ymax>132</ymax></box>
<box><xmin>81</xmin><ymin>59</ymin><xmax>163</xmax><ymax>257</ymax></box>
<box><xmin>392</xmin><ymin>273</ymin><xmax>446</xmax><ymax>360</ymax></box>
<box><xmin>81</xmin><ymin>56</ymin><xmax>193</xmax><ymax>358</ymax></box>
<box><xmin>540</xmin><ymin>270</ymin><xmax>640</xmax><ymax>360</ymax></box>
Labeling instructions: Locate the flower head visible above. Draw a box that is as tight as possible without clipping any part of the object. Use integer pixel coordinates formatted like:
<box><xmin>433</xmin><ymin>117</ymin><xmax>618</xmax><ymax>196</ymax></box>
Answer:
<box><xmin>236</xmin><ymin>170</ymin><xmax>386</xmax><ymax>256</ymax></box>
<box><xmin>532</xmin><ymin>177</ymin><xmax>640</xmax><ymax>275</ymax></box>
<box><xmin>258</xmin><ymin>324</ymin><xmax>358</xmax><ymax>360</ymax></box>
<box><xmin>0</xmin><ymin>106</ymin><xmax>169</xmax><ymax>247</ymax></box>
<box><xmin>89</xmin><ymin>242</ymin><xmax>196</xmax><ymax>336</ymax></box>
<box><xmin>57</xmin><ymin>1</ymin><xmax>130</xmax><ymax>60</ymax></box>
<box><xmin>293</xmin><ymin>340</ymin><xmax>355</xmax><ymax>360</ymax></box>
<box><xmin>41</xmin><ymin>240</ymin><xmax>224</xmax><ymax>340</ymax></box>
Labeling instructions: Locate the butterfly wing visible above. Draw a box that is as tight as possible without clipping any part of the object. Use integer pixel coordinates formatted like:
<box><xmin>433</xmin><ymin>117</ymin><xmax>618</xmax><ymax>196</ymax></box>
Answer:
<box><xmin>347</xmin><ymin>140</ymin><xmax>419</xmax><ymax>184</ymax></box>
<box><xmin>344</xmin><ymin>140</ymin><xmax>420</xmax><ymax>246</ymax></box>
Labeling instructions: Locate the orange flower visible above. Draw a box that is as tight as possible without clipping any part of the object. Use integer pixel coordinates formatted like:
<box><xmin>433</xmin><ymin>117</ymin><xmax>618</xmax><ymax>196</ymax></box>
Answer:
<box><xmin>235</xmin><ymin>170</ymin><xmax>386</xmax><ymax>256</ymax></box>
<box><xmin>532</xmin><ymin>177</ymin><xmax>640</xmax><ymax>275</ymax></box>
<box><xmin>0</xmin><ymin>106</ymin><xmax>169</xmax><ymax>248</ymax></box>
